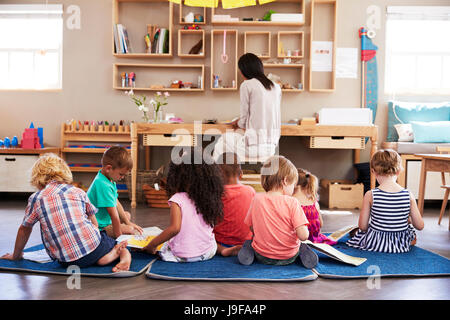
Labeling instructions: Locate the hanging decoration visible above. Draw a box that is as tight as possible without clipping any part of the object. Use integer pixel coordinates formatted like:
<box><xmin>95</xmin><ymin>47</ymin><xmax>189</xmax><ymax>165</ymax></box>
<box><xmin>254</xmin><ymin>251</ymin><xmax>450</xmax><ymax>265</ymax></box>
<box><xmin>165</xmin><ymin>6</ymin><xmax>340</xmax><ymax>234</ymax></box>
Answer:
<box><xmin>169</xmin><ymin>0</ymin><xmax>276</xmax><ymax>9</ymax></box>
<box><xmin>359</xmin><ymin>27</ymin><xmax>378</xmax><ymax>128</ymax></box>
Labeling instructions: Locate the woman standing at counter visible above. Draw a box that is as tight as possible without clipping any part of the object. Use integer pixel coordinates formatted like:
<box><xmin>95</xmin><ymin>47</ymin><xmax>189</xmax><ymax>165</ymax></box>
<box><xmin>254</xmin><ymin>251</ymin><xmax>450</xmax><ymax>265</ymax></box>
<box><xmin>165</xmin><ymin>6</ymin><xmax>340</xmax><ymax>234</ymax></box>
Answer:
<box><xmin>213</xmin><ymin>53</ymin><xmax>282</xmax><ymax>162</ymax></box>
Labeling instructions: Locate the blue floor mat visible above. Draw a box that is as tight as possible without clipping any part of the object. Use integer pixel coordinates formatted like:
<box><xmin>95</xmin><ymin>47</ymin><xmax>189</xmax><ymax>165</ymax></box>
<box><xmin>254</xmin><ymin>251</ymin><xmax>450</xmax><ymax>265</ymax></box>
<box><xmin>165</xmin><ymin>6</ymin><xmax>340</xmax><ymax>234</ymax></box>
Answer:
<box><xmin>146</xmin><ymin>255</ymin><xmax>317</xmax><ymax>282</ymax></box>
<box><xmin>313</xmin><ymin>235</ymin><xmax>450</xmax><ymax>279</ymax></box>
<box><xmin>0</xmin><ymin>244</ymin><xmax>157</xmax><ymax>278</ymax></box>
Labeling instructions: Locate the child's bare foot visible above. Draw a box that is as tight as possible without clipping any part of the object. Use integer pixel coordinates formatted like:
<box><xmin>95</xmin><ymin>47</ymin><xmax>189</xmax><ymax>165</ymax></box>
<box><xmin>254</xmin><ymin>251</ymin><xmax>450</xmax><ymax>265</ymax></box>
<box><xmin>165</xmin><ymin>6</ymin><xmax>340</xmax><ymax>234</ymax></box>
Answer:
<box><xmin>112</xmin><ymin>248</ymin><xmax>131</xmax><ymax>273</ymax></box>
<box><xmin>220</xmin><ymin>245</ymin><xmax>242</xmax><ymax>257</ymax></box>
<box><xmin>97</xmin><ymin>241</ymin><xmax>128</xmax><ymax>266</ymax></box>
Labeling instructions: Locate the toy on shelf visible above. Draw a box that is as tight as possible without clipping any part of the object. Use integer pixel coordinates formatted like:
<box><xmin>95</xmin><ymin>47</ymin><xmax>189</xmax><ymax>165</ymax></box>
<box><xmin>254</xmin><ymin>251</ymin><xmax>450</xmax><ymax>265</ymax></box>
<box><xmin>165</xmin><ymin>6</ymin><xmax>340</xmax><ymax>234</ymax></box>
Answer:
<box><xmin>21</xmin><ymin>122</ymin><xmax>42</xmax><ymax>149</ymax></box>
<box><xmin>64</xmin><ymin>119</ymin><xmax>130</xmax><ymax>133</ymax></box>
<box><xmin>183</xmin><ymin>24</ymin><xmax>201</xmax><ymax>30</ymax></box>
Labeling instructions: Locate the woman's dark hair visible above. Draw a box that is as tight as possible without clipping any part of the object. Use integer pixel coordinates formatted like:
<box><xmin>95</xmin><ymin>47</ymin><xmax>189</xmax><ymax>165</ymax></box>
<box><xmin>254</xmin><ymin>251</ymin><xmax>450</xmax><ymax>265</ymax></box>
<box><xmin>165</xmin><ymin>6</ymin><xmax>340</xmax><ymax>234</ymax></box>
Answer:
<box><xmin>166</xmin><ymin>148</ymin><xmax>224</xmax><ymax>228</ymax></box>
<box><xmin>238</xmin><ymin>53</ymin><xmax>274</xmax><ymax>90</ymax></box>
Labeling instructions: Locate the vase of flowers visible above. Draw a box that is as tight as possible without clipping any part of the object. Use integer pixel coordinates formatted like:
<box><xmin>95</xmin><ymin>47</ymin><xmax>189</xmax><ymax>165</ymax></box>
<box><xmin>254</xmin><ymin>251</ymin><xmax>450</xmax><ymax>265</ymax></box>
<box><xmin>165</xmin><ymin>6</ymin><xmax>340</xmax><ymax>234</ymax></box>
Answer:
<box><xmin>150</xmin><ymin>91</ymin><xmax>169</xmax><ymax>123</ymax></box>
<box><xmin>126</xmin><ymin>90</ymin><xmax>150</xmax><ymax>122</ymax></box>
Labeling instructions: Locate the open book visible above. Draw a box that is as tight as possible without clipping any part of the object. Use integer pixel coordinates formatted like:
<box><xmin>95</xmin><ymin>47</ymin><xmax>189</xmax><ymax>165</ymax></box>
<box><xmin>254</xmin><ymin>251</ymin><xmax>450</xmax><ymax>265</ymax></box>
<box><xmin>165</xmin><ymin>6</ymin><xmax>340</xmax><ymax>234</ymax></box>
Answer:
<box><xmin>303</xmin><ymin>240</ymin><xmax>366</xmax><ymax>267</ymax></box>
<box><xmin>116</xmin><ymin>226</ymin><xmax>165</xmax><ymax>250</ymax></box>
<box><xmin>328</xmin><ymin>225</ymin><xmax>359</xmax><ymax>242</ymax></box>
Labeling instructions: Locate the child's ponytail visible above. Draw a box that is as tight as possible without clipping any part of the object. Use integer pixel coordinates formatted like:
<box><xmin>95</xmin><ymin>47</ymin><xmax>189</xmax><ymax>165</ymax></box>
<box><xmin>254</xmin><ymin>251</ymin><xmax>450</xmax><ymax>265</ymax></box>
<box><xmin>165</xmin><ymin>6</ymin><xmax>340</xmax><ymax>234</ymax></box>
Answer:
<box><xmin>296</xmin><ymin>168</ymin><xmax>319</xmax><ymax>202</ymax></box>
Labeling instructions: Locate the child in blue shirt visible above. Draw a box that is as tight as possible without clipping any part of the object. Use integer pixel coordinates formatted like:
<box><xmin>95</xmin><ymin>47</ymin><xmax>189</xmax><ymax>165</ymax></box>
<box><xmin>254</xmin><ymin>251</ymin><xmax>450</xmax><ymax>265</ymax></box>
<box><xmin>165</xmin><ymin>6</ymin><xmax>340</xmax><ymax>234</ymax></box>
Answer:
<box><xmin>88</xmin><ymin>146</ymin><xmax>143</xmax><ymax>239</ymax></box>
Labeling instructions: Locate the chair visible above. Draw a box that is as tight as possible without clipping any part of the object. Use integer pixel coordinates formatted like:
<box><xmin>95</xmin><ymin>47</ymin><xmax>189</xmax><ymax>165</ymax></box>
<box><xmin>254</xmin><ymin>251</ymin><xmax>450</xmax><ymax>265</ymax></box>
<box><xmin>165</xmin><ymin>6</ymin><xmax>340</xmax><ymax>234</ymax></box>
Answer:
<box><xmin>437</xmin><ymin>146</ymin><xmax>450</xmax><ymax>229</ymax></box>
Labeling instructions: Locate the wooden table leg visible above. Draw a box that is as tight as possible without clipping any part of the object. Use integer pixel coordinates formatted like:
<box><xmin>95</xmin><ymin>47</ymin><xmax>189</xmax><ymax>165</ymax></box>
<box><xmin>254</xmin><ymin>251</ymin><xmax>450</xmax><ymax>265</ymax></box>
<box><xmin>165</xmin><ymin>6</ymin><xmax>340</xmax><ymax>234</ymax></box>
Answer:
<box><xmin>370</xmin><ymin>134</ymin><xmax>378</xmax><ymax>189</ymax></box>
<box><xmin>417</xmin><ymin>159</ymin><xmax>427</xmax><ymax>216</ymax></box>
<box><xmin>131</xmin><ymin>123</ymin><xmax>138</xmax><ymax>209</ymax></box>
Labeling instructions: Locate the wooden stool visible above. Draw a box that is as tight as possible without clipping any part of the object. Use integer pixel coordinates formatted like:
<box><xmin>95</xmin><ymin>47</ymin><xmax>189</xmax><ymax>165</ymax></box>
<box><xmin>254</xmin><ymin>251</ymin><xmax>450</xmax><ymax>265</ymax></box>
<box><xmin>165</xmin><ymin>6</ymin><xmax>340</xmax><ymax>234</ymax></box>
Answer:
<box><xmin>437</xmin><ymin>146</ymin><xmax>450</xmax><ymax>230</ymax></box>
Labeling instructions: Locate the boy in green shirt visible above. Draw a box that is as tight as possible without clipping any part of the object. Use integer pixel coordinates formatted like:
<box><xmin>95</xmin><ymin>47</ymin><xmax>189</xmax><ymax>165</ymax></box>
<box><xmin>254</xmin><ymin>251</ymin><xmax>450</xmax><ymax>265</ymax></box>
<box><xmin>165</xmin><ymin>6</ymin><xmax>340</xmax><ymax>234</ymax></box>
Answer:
<box><xmin>88</xmin><ymin>146</ymin><xmax>143</xmax><ymax>238</ymax></box>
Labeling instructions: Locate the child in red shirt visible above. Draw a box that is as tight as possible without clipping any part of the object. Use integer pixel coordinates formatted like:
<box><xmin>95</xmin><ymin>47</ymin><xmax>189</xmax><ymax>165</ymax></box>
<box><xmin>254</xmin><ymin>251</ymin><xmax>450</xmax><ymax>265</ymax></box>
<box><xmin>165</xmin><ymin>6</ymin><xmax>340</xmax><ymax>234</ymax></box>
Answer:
<box><xmin>214</xmin><ymin>152</ymin><xmax>255</xmax><ymax>256</ymax></box>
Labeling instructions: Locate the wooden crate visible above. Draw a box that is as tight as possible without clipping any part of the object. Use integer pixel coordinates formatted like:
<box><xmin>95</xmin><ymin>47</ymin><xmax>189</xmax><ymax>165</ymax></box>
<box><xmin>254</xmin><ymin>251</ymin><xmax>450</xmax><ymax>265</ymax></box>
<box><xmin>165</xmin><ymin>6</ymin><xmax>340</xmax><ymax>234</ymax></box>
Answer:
<box><xmin>142</xmin><ymin>184</ymin><xmax>169</xmax><ymax>208</ymax></box>
<box><xmin>310</xmin><ymin>136</ymin><xmax>365</xmax><ymax>149</ymax></box>
<box><xmin>319</xmin><ymin>179</ymin><xmax>363</xmax><ymax>209</ymax></box>
<box><xmin>143</xmin><ymin>133</ymin><xmax>197</xmax><ymax>147</ymax></box>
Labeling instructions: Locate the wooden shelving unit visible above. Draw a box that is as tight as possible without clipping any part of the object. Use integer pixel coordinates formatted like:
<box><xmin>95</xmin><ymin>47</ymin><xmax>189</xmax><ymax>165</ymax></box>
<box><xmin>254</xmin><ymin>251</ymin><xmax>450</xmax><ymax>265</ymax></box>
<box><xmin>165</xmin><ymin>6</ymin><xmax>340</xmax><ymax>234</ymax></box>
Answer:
<box><xmin>60</xmin><ymin>123</ymin><xmax>132</xmax><ymax>192</ymax></box>
<box><xmin>179</xmin><ymin>1</ymin><xmax>206</xmax><ymax>25</ymax></box>
<box><xmin>264</xmin><ymin>63</ymin><xmax>305</xmax><ymax>92</ymax></box>
<box><xmin>212</xmin><ymin>0</ymin><xmax>305</xmax><ymax>26</ymax></box>
<box><xmin>113</xmin><ymin>63</ymin><xmax>205</xmax><ymax>91</ymax></box>
<box><xmin>309</xmin><ymin>0</ymin><xmax>337</xmax><ymax>92</ymax></box>
<box><xmin>277</xmin><ymin>31</ymin><xmax>304</xmax><ymax>59</ymax></box>
<box><xmin>211</xmin><ymin>29</ymin><xmax>238</xmax><ymax>91</ymax></box>
<box><xmin>112</xmin><ymin>0</ymin><xmax>173</xmax><ymax>58</ymax></box>
<box><xmin>178</xmin><ymin>29</ymin><xmax>205</xmax><ymax>58</ymax></box>
<box><xmin>244</xmin><ymin>31</ymin><xmax>271</xmax><ymax>59</ymax></box>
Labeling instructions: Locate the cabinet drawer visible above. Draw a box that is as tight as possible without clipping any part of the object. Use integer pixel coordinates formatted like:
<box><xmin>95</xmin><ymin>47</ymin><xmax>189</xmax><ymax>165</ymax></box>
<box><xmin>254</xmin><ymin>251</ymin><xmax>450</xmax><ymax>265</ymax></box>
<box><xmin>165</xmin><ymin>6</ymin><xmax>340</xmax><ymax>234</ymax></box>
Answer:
<box><xmin>310</xmin><ymin>136</ymin><xmax>365</xmax><ymax>149</ymax></box>
<box><xmin>0</xmin><ymin>155</ymin><xmax>38</xmax><ymax>192</ymax></box>
<box><xmin>143</xmin><ymin>134</ymin><xmax>197</xmax><ymax>147</ymax></box>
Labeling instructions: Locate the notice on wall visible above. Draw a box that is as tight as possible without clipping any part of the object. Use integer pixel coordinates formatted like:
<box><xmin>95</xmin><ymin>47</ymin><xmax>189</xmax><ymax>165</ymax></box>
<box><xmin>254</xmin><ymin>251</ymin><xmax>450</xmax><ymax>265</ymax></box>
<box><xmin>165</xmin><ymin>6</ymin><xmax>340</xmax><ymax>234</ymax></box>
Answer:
<box><xmin>311</xmin><ymin>41</ymin><xmax>333</xmax><ymax>72</ymax></box>
<box><xmin>336</xmin><ymin>47</ymin><xmax>358</xmax><ymax>79</ymax></box>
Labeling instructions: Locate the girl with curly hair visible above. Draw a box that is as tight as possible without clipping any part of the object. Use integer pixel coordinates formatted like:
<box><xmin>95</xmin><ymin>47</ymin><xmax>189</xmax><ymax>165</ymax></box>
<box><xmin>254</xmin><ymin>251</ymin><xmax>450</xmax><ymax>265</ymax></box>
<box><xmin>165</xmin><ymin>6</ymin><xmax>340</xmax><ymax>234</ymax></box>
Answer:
<box><xmin>144</xmin><ymin>149</ymin><xmax>226</xmax><ymax>262</ymax></box>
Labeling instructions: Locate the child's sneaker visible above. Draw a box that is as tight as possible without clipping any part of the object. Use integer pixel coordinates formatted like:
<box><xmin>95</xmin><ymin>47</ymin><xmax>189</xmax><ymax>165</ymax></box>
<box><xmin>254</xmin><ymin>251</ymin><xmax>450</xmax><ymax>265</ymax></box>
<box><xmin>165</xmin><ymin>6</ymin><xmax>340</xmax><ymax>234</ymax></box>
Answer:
<box><xmin>237</xmin><ymin>240</ymin><xmax>254</xmax><ymax>265</ymax></box>
<box><xmin>298</xmin><ymin>242</ymin><xmax>318</xmax><ymax>269</ymax></box>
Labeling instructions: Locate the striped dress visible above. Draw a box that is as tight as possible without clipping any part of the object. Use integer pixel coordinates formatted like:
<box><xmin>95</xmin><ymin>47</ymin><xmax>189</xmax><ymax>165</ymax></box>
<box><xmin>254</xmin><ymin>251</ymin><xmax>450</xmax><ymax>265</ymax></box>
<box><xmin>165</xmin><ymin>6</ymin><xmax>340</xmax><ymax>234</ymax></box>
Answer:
<box><xmin>346</xmin><ymin>188</ymin><xmax>416</xmax><ymax>253</ymax></box>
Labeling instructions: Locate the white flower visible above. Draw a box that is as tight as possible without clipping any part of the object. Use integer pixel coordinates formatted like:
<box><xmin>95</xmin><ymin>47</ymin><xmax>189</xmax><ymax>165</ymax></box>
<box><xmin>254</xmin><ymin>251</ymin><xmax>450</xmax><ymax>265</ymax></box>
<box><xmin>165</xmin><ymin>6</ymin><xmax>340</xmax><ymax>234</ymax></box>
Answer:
<box><xmin>164</xmin><ymin>91</ymin><xmax>170</xmax><ymax>97</ymax></box>
<box><xmin>126</xmin><ymin>89</ymin><xmax>134</xmax><ymax>96</ymax></box>
<box><xmin>149</xmin><ymin>99</ymin><xmax>156</xmax><ymax>106</ymax></box>
<box><xmin>156</xmin><ymin>91</ymin><xmax>162</xmax><ymax>96</ymax></box>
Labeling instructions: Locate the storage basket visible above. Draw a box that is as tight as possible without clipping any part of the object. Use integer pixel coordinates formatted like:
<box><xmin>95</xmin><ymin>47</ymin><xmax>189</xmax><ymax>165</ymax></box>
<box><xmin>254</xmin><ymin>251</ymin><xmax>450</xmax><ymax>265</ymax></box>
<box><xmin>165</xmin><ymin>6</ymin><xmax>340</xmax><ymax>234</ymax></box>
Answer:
<box><xmin>319</xmin><ymin>179</ymin><xmax>364</xmax><ymax>209</ymax></box>
<box><xmin>142</xmin><ymin>184</ymin><xmax>170</xmax><ymax>208</ymax></box>
<box><xmin>125</xmin><ymin>166</ymin><xmax>165</xmax><ymax>203</ymax></box>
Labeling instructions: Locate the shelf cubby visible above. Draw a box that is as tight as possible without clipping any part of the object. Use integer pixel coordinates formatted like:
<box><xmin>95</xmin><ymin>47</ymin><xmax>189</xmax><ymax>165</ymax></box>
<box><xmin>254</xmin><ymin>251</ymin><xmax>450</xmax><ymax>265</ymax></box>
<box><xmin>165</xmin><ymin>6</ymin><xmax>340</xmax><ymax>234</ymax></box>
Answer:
<box><xmin>277</xmin><ymin>31</ymin><xmax>304</xmax><ymax>59</ymax></box>
<box><xmin>112</xmin><ymin>0</ymin><xmax>173</xmax><ymax>58</ymax></box>
<box><xmin>178</xmin><ymin>29</ymin><xmax>205</xmax><ymax>58</ymax></box>
<box><xmin>264</xmin><ymin>63</ymin><xmax>305</xmax><ymax>92</ymax></box>
<box><xmin>113</xmin><ymin>63</ymin><xmax>205</xmax><ymax>91</ymax></box>
<box><xmin>244</xmin><ymin>31</ymin><xmax>271</xmax><ymax>59</ymax></box>
<box><xmin>211</xmin><ymin>29</ymin><xmax>238</xmax><ymax>91</ymax></box>
<box><xmin>179</xmin><ymin>1</ymin><xmax>206</xmax><ymax>25</ymax></box>
<box><xmin>211</xmin><ymin>0</ymin><xmax>305</xmax><ymax>26</ymax></box>
<box><xmin>309</xmin><ymin>0</ymin><xmax>337</xmax><ymax>92</ymax></box>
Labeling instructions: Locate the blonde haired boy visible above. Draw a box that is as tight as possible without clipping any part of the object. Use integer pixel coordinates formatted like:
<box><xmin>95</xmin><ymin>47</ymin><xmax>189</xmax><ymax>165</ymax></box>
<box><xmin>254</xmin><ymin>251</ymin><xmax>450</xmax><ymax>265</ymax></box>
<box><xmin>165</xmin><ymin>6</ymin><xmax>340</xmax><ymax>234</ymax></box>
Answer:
<box><xmin>0</xmin><ymin>153</ymin><xmax>131</xmax><ymax>272</ymax></box>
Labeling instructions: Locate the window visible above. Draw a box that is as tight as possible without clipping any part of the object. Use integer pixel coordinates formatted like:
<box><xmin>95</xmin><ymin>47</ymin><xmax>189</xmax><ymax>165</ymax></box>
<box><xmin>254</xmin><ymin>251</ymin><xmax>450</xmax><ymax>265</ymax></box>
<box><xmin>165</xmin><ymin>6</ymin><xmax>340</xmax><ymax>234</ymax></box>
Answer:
<box><xmin>0</xmin><ymin>4</ymin><xmax>63</xmax><ymax>90</ymax></box>
<box><xmin>385</xmin><ymin>6</ymin><xmax>450</xmax><ymax>95</ymax></box>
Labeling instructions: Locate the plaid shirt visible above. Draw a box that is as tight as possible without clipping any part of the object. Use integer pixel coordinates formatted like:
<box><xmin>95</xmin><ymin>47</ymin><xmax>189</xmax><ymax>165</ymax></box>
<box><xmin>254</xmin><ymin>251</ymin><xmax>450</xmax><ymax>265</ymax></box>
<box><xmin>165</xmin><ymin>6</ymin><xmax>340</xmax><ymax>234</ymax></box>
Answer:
<box><xmin>22</xmin><ymin>181</ymin><xmax>101</xmax><ymax>263</ymax></box>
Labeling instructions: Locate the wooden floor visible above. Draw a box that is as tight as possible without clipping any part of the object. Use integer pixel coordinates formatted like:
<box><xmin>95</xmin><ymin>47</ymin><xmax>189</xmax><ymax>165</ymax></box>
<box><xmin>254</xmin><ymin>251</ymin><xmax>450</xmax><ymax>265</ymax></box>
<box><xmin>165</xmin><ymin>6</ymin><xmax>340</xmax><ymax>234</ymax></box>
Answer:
<box><xmin>0</xmin><ymin>194</ymin><xmax>449</xmax><ymax>300</ymax></box>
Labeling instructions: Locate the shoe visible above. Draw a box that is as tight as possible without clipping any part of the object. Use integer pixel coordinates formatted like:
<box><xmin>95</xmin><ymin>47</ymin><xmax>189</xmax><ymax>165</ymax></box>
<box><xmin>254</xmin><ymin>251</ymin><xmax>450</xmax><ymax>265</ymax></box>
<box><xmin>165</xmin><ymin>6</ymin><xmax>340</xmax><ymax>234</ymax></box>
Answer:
<box><xmin>238</xmin><ymin>240</ymin><xmax>254</xmax><ymax>265</ymax></box>
<box><xmin>298</xmin><ymin>242</ymin><xmax>318</xmax><ymax>269</ymax></box>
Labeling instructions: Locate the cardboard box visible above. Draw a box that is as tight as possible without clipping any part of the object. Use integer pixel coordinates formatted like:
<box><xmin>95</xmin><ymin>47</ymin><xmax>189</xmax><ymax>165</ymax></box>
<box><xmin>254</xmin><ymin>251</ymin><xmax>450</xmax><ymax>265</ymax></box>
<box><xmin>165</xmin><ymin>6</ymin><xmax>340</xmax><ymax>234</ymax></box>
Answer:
<box><xmin>320</xmin><ymin>179</ymin><xmax>364</xmax><ymax>209</ymax></box>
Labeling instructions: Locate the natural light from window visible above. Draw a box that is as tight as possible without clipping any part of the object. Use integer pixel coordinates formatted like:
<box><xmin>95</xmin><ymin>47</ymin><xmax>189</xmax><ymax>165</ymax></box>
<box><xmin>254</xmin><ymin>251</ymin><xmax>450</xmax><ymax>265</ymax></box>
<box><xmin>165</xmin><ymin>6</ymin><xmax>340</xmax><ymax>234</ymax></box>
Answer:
<box><xmin>385</xmin><ymin>7</ymin><xmax>450</xmax><ymax>96</ymax></box>
<box><xmin>0</xmin><ymin>5</ymin><xmax>63</xmax><ymax>90</ymax></box>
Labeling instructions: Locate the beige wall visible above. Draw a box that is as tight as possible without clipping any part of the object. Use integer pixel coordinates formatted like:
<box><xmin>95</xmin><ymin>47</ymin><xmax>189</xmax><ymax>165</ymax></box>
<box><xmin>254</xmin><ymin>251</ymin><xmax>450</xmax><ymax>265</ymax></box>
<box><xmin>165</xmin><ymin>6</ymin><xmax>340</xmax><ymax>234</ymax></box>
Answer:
<box><xmin>1</xmin><ymin>0</ymin><xmax>450</xmax><ymax>182</ymax></box>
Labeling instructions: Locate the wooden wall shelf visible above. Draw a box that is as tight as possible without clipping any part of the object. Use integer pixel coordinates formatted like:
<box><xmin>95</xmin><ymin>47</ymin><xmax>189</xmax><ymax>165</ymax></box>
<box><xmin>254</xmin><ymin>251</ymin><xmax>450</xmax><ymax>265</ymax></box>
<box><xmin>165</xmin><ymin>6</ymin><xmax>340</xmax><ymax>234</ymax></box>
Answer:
<box><xmin>211</xmin><ymin>29</ymin><xmax>238</xmax><ymax>90</ymax></box>
<box><xmin>113</xmin><ymin>63</ymin><xmax>205</xmax><ymax>91</ymax></box>
<box><xmin>277</xmin><ymin>31</ymin><xmax>304</xmax><ymax>59</ymax></box>
<box><xmin>178</xmin><ymin>29</ymin><xmax>205</xmax><ymax>58</ymax></box>
<box><xmin>264</xmin><ymin>63</ymin><xmax>305</xmax><ymax>92</ymax></box>
<box><xmin>244</xmin><ymin>31</ymin><xmax>271</xmax><ymax>59</ymax></box>
<box><xmin>112</xmin><ymin>0</ymin><xmax>173</xmax><ymax>57</ymax></box>
<box><xmin>309</xmin><ymin>0</ymin><xmax>337</xmax><ymax>92</ymax></box>
<box><xmin>179</xmin><ymin>1</ymin><xmax>206</xmax><ymax>25</ymax></box>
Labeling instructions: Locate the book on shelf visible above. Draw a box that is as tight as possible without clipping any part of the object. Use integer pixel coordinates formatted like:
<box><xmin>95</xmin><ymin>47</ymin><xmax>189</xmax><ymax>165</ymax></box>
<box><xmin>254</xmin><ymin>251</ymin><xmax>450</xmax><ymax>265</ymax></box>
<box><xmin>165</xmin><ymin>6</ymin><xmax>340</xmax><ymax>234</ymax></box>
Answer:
<box><xmin>114</xmin><ymin>23</ymin><xmax>133</xmax><ymax>54</ymax></box>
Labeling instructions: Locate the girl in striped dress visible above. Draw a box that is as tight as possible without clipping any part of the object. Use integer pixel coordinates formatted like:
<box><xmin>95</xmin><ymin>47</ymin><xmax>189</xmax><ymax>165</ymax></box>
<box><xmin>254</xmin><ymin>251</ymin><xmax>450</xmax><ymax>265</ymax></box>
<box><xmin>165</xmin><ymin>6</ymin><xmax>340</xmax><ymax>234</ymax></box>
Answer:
<box><xmin>347</xmin><ymin>149</ymin><xmax>424</xmax><ymax>253</ymax></box>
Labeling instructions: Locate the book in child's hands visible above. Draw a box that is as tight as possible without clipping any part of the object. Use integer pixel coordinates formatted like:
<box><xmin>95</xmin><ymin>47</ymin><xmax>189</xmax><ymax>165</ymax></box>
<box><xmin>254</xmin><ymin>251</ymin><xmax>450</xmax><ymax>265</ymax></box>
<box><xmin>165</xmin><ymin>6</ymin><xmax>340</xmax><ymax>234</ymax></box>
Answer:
<box><xmin>116</xmin><ymin>226</ymin><xmax>165</xmax><ymax>250</ymax></box>
<box><xmin>303</xmin><ymin>240</ymin><xmax>367</xmax><ymax>266</ymax></box>
<box><xmin>328</xmin><ymin>225</ymin><xmax>359</xmax><ymax>242</ymax></box>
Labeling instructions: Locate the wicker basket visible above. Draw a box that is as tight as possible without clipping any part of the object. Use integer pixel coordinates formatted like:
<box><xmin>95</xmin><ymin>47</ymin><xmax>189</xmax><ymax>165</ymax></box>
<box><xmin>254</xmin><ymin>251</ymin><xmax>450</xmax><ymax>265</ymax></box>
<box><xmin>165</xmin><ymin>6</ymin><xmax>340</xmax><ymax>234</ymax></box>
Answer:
<box><xmin>142</xmin><ymin>184</ymin><xmax>170</xmax><ymax>208</ymax></box>
<box><xmin>125</xmin><ymin>166</ymin><xmax>165</xmax><ymax>203</ymax></box>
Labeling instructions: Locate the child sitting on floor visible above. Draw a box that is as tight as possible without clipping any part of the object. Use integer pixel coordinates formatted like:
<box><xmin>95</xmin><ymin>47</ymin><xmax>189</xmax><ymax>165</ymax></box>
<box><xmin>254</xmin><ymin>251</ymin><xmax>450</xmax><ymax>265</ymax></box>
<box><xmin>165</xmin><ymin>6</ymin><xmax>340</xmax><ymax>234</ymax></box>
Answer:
<box><xmin>293</xmin><ymin>168</ymin><xmax>337</xmax><ymax>245</ymax></box>
<box><xmin>143</xmin><ymin>148</ymin><xmax>225</xmax><ymax>262</ymax></box>
<box><xmin>238</xmin><ymin>155</ymin><xmax>318</xmax><ymax>269</ymax></box>
<box><xmin>214</xmin><ymin>152</ymin><xmax>255</xmax><ymax>256</ymax></box>
<box><xmin>87</xmin><ymin>146</ymin><xmax>143</xmax><ymax>239</ymax></box>
<box><xmin>0</xmin><ymin>153</ymin><xmax>131</xmax><ymax>272</ymax></box>
<box><xmin>347</xmin><ymin>149</ymin><xmax>424</xmax><ymax>253</ymax></box>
